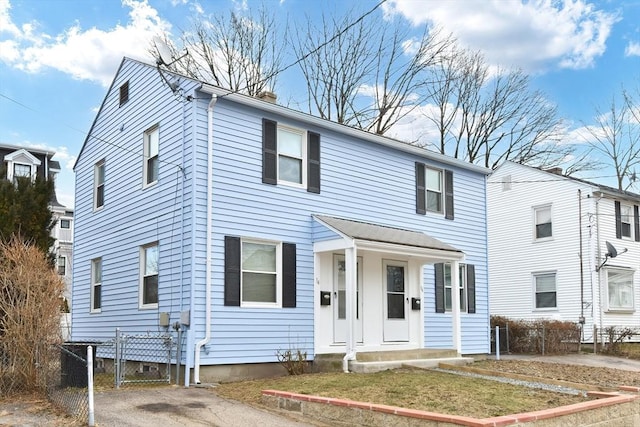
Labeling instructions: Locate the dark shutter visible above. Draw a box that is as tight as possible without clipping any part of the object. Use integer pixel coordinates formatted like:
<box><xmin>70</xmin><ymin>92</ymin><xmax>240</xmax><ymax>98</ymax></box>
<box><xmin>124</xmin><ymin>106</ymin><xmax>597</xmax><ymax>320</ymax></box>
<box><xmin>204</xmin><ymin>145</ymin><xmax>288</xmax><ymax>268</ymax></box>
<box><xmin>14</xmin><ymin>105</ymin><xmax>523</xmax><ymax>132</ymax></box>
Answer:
<box><xmin>466</xmin><ymin>264</ymin><xmax>476</xmax><ymax>314</ymax></box>
<box><xmin>615</xmin><ymin>201</ymin><xmax>622</xmax><ymax>239</ymax></box>
<box><xmin>434</xmin><ymin>263</ymin><xmax>445</xmax><ymax>313</ymax></box>
<box><xmin>224</xmin><ymin>236</ymin><xmax>241</xmax><ymax>306</ymax></box>
<box><xmin>282</xmin><ymin>243</ymin><xmax>297</xmax><ymax>308</ymax></box>
<box><xmin>444</xmin><ymin>170</ymin><xmax>454</xmax><ymax>220</ymax></box>
<box><xmin>635</xmin><ymin>205</ymin><xmax>640</xmax><ymax>242</ymax></box>
<box><xmin>262</xmin><ymin>119</ymin><xmax>277</xmax><ymax>185</ymax></box>
<box><xmin>307</xmin><ymin>132</ymin><xmax>321</xmax><ymax>193</ymax></box>
<box><xmin>415</xmin><ymin>162</ymin><xmax>426</xmax><ymax>215</ymax></box>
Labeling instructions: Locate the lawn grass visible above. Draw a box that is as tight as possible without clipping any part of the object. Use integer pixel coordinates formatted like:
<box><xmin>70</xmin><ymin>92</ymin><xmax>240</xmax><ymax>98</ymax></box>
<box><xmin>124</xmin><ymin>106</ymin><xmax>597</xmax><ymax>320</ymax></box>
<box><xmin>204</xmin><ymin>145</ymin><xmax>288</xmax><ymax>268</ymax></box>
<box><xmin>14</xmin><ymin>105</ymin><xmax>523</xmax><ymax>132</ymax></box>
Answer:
<box><xmin>214</xmin><ymin>367</ymin><xmax>590</xmax><ymax>418</ymax></box>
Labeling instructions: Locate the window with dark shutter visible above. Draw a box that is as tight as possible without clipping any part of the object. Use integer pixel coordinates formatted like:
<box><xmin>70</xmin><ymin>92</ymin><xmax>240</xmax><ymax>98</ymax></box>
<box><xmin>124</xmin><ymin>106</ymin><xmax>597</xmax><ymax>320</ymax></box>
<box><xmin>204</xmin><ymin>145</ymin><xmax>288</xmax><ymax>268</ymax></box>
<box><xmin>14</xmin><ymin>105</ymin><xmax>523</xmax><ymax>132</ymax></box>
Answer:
<box><xmin>415</xmin><ymin>163</ymin><xmax>426</xmax><ymax>214</ymax></box>
<box><xmin>444</xmin><ymin>170</ymin><xmax>454</xmax><ymax>220</ymax></box>
<box><xmin>635</xmin><ymin>205</ymin><xmax>640</xmax><ymax>242</ymax></box>
<box><xmin>466</xmin><ymin>264</ymin><xmax>476</xmax><ymax>314</ymax></box>
<box><xmin>307</xmin><ymin>132</ymin><xmax>321</xmax><ymax>193</ymax></box>
<box><xmin>615</xmin><ymin>201</ymin><xmax>622</xmax><ymax>239</ymax></box>
<box><xmin>434</xmin><ymin>263</ymin><xmax>445</xmax><ymax>313</ymax></box>
<box><xmin>224</xmin><ymin>236</ymin><xmax>241</xmax><ymax>306</ymax></box>
<box><xmin>262</xmin><ymin>119</ymin><xmax>277</xmax><ymax>185</ymax></box>
<box><xmin>282</xmin><ymin>243</ymin><xmax>297</xmax><ymax>307</ymax></box>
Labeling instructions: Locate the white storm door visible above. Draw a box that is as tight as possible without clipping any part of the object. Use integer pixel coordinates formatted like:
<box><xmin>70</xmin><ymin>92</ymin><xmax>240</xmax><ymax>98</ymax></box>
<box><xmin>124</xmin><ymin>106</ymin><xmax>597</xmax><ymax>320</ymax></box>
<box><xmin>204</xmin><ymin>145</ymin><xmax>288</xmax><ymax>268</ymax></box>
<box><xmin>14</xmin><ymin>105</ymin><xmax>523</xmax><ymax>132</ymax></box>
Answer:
<box><xmin>383</xmin><ymin>260</ymin><xmax>409</xmax><ymax>342</ymax></box>
<box><xmin>333</xmin><ymin>255</ymin><xmax>363</xmax><ymax>344</ymax></box>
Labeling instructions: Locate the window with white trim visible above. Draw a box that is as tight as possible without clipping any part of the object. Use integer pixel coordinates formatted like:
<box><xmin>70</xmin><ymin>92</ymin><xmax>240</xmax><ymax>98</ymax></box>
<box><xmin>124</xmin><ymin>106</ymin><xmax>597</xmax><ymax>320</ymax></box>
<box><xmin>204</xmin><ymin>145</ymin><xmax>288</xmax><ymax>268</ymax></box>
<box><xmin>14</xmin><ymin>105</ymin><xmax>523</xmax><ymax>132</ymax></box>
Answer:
<box><xmin>57</xmin><ymin>256</ymin><xmax>66</xmax><ymax>276</ymax></box>
<box><xmin>277</xmin><ymin>126</ymin><xmax>306</xmax><ymax>186</ymax></box>
<box><xmin>621</xmin><ymin>204</ymin><xmax>632</xmax><ymax>238</ymax></box>
<box><xmin>91</xmin><ymin>258</ymin><xmax>102</xmax><ymax>312</ymax></box>
<box><xmin>534</xmin><ymin>205</ymin><xmax>552</xmax><ymax>239</ymax></box>
<box><xmin>444</xmin><ymin>263</ymin><xmax>467</xmax><ymax>312</ymax></box>
<box><xmin>534</xmin><ymin>272</ymin><xmax>556</xmax><ymax>309</ymax></box>
<box><xmin>140</xmin><ymin>243</ymin><xmax>158</xmax><ymax>308</ymax></box>
<box><xmin>425</xmin><ymin>167</ymin><xmax>443</xmax><ymax>213</ymax></box>
<box><xmin>60</xmin><ymin>219</ymin><xmax>71</xmax><ymax>229</ymax></box>
<box><xmin>607</xmin><ymin>268</ymin><xmax>634</xmax><ymax>311</ymax></box>
<box><xmin>241</xmin><ymin>240</ymin><xmax>280</xmax><ymax>306</ymax></box>
<box><xmin>143</xmin><ymin>126</ymin><xmax>159</xmax><ymax>186</ymax></box>
<box><xmin>13</xmin><ymin>163</ymin><xmax>32</xmax><ymax>183</ymax></box>
<box><xmin>94</xmin><ymin>160</ymin><xmax>105</xmax><ymax>210</ymax></box>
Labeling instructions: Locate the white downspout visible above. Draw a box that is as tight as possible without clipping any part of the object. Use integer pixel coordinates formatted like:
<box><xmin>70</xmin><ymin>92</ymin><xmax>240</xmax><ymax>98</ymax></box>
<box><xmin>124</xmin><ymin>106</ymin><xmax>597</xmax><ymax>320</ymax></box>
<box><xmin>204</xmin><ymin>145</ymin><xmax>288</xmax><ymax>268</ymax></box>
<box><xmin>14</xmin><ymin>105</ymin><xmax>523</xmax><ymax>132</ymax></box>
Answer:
<box><xmin>194</xmin><ymin>94</ymin><xmax>217</xmax><ymax>384</ymax></box>
<box><xmin>342</xmin><ymin>245</ymin><xmax>357</xmax><ymax>372</ymax></box>
<box><xmin>451</xmin><ymin>260</ymin><xmax>462</xmax><ymax>354</ymax></box>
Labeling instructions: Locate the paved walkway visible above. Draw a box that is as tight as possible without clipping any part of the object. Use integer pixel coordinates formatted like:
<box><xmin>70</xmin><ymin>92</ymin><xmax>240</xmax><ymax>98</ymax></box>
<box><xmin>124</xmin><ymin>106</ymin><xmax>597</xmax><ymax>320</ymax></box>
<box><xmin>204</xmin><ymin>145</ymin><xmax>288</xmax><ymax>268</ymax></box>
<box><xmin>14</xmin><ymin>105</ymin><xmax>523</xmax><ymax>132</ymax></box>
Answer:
<box><xmin>499</xmin><ymin>353</ymin><xmax>640</xmax><ymax>372</ymax></box>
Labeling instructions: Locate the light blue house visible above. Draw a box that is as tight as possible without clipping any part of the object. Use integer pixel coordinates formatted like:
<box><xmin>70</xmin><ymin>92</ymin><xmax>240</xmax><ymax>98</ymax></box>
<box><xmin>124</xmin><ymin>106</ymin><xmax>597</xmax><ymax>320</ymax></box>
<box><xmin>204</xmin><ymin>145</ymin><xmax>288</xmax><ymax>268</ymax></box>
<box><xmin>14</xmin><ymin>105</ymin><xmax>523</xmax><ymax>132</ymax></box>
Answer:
<box><xmin>72</xmin><ymin>58</ymin><xmax>490</xmax><ymax>384</ymax></box>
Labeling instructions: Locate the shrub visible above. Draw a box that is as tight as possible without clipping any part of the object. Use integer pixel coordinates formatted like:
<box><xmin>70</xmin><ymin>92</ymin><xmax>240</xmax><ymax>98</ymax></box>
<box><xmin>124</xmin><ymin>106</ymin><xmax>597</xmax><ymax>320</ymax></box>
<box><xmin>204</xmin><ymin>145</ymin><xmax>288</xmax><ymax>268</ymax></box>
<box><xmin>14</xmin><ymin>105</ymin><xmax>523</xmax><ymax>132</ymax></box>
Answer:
<box><xmin>491</xmin><ymin>316</ymin><xmax>580</xmax><ymax>354</ymax></box>
<box><xmin>276</xmin><ymin>348</ymin><xmax>308</xmax><ymax>375</ymax></box>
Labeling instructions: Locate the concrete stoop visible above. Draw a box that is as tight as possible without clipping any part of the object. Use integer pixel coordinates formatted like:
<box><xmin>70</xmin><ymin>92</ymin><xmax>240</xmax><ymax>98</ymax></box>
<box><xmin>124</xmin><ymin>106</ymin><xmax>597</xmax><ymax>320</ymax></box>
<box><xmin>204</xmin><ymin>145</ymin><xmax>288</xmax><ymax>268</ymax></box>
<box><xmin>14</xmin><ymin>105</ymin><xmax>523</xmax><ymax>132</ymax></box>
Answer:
<box><xmin>350</xmin><ymin>356</ymin><xmax>474</xmax><ymax>373</ymax></box>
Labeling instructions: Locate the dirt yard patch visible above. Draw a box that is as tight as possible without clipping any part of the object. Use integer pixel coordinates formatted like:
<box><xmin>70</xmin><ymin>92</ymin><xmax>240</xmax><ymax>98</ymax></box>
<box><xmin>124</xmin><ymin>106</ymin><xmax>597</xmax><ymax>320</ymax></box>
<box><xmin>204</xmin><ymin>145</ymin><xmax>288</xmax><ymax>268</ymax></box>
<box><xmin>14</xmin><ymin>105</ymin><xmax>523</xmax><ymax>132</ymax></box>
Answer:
<box><xmin>0</xmin><ymin>394</ymin><xmax>83</xmax><ymax>427</ymax></box>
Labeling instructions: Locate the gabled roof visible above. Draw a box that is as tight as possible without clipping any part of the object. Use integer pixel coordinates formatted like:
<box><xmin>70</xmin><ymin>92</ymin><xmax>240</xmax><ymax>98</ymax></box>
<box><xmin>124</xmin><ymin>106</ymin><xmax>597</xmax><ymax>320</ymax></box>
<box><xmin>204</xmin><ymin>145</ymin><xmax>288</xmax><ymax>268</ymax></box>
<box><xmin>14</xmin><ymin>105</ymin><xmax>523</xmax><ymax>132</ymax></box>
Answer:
<box><xmin>496</xmin><ymin>161</ymin><xmax>640</xmax><ymax>203</ymax></box>
<box><xmin>76</xmin><ymin>57</ymin><xmax>491</xmax><ymax>176</ymax></box>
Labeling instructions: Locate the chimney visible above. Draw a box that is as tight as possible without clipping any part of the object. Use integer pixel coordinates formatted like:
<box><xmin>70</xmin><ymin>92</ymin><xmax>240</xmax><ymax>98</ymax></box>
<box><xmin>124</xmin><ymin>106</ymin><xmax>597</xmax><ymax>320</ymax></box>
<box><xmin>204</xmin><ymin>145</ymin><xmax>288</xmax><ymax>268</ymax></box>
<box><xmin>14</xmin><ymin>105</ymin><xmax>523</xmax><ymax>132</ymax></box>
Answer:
<box><xmin>544</xmin><ymin>167</ymin><xmax>563</xmax><ymax>176</ymax></box>
<box><xmin>257</xmin><ymin>91</ymin><xmax>277</xmax><ymax>104</ymax></box>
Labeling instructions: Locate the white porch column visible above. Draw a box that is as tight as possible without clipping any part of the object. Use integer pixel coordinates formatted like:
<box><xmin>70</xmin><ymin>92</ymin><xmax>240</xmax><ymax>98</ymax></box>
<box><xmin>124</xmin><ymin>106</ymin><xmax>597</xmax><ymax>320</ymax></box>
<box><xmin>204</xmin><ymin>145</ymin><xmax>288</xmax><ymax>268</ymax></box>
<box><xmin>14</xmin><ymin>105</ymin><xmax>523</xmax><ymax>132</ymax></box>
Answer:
<box><xmin>451</xmin><ymin>260</ymin><xmax>462</xmax><ymax>354</ymax></box>
<box><xmin>344</xmin><ymin>246</ymin><xmax>357</xmax><ymax>362</ymax></box>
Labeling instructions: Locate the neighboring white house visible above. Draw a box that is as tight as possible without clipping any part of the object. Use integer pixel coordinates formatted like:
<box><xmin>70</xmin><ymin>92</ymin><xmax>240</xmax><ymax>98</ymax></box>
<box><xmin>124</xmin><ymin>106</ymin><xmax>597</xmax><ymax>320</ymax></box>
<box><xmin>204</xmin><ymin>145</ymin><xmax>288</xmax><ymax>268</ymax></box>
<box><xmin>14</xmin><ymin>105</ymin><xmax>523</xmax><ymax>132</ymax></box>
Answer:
<box><xmin>488</xmin><ymin>161</ymin><xmax>640</xmax><ymax>342</ymax></box>
<box><xmin>0</xmin><ymin>144</ymin><xmax>74</xmax><ymax>339</ymax></box>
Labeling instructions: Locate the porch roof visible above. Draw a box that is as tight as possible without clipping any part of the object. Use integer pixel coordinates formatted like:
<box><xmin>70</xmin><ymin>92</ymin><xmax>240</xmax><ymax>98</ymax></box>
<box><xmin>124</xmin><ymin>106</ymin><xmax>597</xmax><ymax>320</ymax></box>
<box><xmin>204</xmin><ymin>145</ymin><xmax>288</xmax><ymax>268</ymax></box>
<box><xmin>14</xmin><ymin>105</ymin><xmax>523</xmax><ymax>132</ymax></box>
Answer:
<box><xmin>313</xmin><ymin>215</ymin><xmax>462</xmax><ymax>254</ymax></box>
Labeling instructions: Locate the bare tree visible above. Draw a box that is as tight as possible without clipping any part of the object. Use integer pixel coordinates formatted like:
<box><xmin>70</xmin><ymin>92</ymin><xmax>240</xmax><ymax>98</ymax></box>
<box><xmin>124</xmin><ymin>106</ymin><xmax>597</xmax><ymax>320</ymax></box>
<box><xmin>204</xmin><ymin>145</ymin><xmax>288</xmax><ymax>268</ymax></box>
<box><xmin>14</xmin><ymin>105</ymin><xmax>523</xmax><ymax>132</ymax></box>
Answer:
<box><xmin>581</xmin><ymin>92</ymin><xmax>640</xmax><ymax>190</ymax></box>
<box><xmin>152</xmin><ymin>7</ymin><xmax>286</xmax><ymax>96</ymax></box>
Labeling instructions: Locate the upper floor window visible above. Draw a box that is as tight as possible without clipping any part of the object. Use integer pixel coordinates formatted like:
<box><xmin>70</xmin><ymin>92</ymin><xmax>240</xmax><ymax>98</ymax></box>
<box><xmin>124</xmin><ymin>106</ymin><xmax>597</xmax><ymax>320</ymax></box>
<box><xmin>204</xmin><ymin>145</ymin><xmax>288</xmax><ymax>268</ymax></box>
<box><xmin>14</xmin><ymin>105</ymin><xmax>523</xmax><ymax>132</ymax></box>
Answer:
<box><xmin>140</xmin><ymin>243</ymin><xmax>159</xmax><ymax>308</ymax></box>
<box><xmin>534</xmin><ymin>205</ymin><xmax>552</xmax><ymax>240</ymax></box>
<box><xmin>415</xmin><ymin>163</ymin><xmax>454</xmax><ymax>219</ymax></box>
<box><xmin>620</xmin><ymin>204</ymin><xmax>632</xmax><ymax>238</ymax></box>
<box><xmin>534</xmin><ymin>272</ymin><xmax>556</xmax><ymax>309</ymax></box>
<box><xmin>94</xmin><ymin>160</ymin><xmax>105</xmax><ymax>210</ymax></box>
<box><xmin>13</xmin><ymin>164</ymin><xmax>32</xmax><ymax>182</ymax></box>
<box><xmin>91</xmin><ymin>258</ymin><xmax>102</xmax><ymax>313</ymax></box>
<box><xmin>143</xmin><ymin>126</ymin><xmax>159</xmax><ymax>186</ymax></box>
<box><xmin>607</xmin><ymin>268</ymin><xmax>634</xmax><ymax>311</ymax></box>
<box><xmin>60</xmin><ymin>219</ymin><xmax>71</xmax><ymax>229</ymax></box>
<box><xmin>119</xmin><ymin>81</ymin><xmax>129</xmax><ymax>106</ymax></box>
<box><xmin>502</xmin><ymin>175</ymin><xmax>512</xmax><ymax>191</ymax></box>
<box><xmin>261</xmin><ymin>118</ymin><xmax>321</xmax><ymax>193</ymax></box>
<box><xmin>615</xmin><ymin>201</ymin><xmax>639</xmax><ymax>241</ymax></box>
<box><xmin>57</xmin><ymin>256</ymin><xmax>66</xmax><ymax>276</ymax></box>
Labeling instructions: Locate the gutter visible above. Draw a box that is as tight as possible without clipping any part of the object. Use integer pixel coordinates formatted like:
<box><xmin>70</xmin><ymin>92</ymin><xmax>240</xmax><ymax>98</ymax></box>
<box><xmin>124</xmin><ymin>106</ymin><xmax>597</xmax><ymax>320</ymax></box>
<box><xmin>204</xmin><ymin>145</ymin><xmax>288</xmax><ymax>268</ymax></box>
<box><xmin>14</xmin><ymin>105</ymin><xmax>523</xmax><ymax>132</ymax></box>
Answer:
<box><xmin>194</xmin><ymin>94</ymin><xmax>217</xmax><ymax>384</ymax></box>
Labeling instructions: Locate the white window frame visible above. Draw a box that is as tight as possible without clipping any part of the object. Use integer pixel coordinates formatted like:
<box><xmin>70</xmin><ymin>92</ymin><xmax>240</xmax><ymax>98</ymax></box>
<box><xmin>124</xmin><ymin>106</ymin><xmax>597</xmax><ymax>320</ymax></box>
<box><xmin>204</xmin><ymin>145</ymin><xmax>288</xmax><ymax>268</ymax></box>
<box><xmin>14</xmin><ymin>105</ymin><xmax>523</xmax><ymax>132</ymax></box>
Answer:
<box><xmin>12</xmin><ymin>163</ymin><xmax>33</xmax><ymax>183</ymax></box>
<box><xmin>533</xmin><ymin>204</ymin><xmax>552</xmax><ymax>241</ymax></box>
<box><xmin>277</xmin><ymin>125</ymin><xmax>306</xmax><ymax>188</ymax></box>
<box><xmin>240</xmin><ymin>238</ymin><xmax>282</xmax><ymax>308</ymax></box>
<box><xmin>143</xmin><ymin>125</ymin><xmax>159</xmax><ymax>187</ymax></box>
<box><xmin>91</xmin><ymin>258</ymin><xmax>102</xmax><ymax>313</ymax></box>
<box><xmin>533</xmin><ymin>271</ymin><xmax>557</xmax><ymax>310</ymax></box>
<box><xmin>620</xmin><ymin>204</ymin><xmax>633</xmax><ymax>239</ymax></box>
<box><xmin>57</xmin><ymin>256</ymin><xmax>66</xmax><ymax>276</ymax></box>
<box><xmin>60</xmin><ymin>219</ymin><xmax>71</xmax><ymax>229</ymax></box>
<box><xmin>444</xmin><ymin>263</ymin><xmax>467</xmax><ymax>313</ymax></box>
<box><xmin>606</xmin><ymin>268</ymin><xmax>635</xmax><ymax>312</ymax></box>
<box><xmin>94</xmin><ymin>160</ymin><xmax>105</xmax><ymax>210</ymax></box>
<box><xmin>425</xmin><ymin>167</ymin><xmax>443</xmax><ymax>214</ymax></box>
<box><xmin>139</xmin><ymin>243</ymin><xmax>159</xmax><ymax>309</ymax></box>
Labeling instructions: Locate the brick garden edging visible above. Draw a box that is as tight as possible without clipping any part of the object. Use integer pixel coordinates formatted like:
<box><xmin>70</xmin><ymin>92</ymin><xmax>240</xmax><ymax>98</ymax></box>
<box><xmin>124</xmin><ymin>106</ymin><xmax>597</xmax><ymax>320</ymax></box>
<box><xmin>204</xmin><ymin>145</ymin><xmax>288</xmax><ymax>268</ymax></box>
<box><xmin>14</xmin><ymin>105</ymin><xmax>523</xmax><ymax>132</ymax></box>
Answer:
<box><xmin>262</xmin><ymin>389</ymin><xmax>640</xmax><ymax>426</ymax></box>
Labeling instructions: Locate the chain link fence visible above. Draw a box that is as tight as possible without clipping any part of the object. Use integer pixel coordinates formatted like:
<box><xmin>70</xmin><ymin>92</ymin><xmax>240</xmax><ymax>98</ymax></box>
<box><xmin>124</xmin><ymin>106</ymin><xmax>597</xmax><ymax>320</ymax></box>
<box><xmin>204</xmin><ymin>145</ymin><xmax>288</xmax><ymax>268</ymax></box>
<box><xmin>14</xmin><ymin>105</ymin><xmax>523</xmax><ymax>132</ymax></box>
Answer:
<box><xmin>491</xmin><ymin>322</ymin><xmax>582</xmax><ymax>355</ymax></box>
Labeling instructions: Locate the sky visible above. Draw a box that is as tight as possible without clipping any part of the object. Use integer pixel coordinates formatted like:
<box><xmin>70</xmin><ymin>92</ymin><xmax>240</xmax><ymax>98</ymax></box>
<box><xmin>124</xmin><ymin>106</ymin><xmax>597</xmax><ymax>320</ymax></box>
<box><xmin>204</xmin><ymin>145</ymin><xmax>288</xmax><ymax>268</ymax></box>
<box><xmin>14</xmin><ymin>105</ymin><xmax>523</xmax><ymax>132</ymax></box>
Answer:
<box><xmin>1</xmin><ymin>0</ymin><xmax>639</xmax><ymax>208</ymax></box>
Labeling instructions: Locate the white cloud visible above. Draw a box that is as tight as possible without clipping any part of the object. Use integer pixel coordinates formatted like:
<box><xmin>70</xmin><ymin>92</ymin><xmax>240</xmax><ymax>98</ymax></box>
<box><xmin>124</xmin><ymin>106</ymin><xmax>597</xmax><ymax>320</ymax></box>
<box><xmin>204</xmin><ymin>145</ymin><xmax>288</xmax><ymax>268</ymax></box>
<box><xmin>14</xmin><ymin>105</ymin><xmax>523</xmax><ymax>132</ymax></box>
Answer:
<box><xmin>0</xmin><ymin>0</ymin><xmax>172</xmax><ymax>86</ymax></box>
<box><xmin>626</xmin><ymin>41</ymin><xmax>640</xmax><ymax>57</ymax></box>
<box><xmin>382</xmin><ymin>0</ymin><xmax>619</xmax><ymax>73</ymax></box>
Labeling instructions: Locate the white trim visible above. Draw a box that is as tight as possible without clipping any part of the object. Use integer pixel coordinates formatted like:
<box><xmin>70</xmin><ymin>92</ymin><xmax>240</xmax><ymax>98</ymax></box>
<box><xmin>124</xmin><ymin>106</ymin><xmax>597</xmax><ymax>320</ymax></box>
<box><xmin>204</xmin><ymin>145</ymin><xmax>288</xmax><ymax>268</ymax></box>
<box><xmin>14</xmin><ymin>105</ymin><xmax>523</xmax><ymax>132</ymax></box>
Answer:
<box><xmin>240</xmin><ymin>238</ymin><xmax>282</xmax><ymax>308</ymax></box>
<box><xmin>276</xmin><ymin>124</ymin><xmax>307</xmax><ymax>189</ymax></box>
<box><xmin>424</xmin><ymin>166</ymin><xmax>444</xmax><ymax>215</ymax></box>
<box><xmin>143</xmin><ymin>125</ymin><xmax>159</xmax><ymax>188</ymax></box>
<box><xmin>90</xmin><ymin>258</ymin><xmax>102</xmax><ymax>314</ymax></box>
<box><xmin>139</xmin><ymin>243</ymin><xmax>159</xmax><ymax>310</ymax></box>
<box><xmin>532</xmin><ymin>271</ymin><xmax>558</xmax><ymax>311</ymax></box>
<box><xmin>533</xmin><ymin>204</ymin><xmax>553</xmax><ymax>241</ymax></box>
<box><xmin>93</xmin><ymin>160</ymin><xmax>105</xmax><ymax>211</ymax></box>
<box><xmin>604</xmin><ymin>267</ymin><xmax>635</xmax><ymax>312</ymax></box>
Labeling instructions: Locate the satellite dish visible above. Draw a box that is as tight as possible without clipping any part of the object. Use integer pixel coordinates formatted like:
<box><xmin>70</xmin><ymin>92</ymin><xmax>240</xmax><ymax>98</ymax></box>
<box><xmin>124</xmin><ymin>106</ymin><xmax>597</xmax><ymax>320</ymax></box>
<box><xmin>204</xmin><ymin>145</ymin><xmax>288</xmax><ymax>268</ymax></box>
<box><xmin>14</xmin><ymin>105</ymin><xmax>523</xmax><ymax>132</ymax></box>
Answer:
<box><xmin>606</xmin><ymin>241</ymin><xmax>617</xmax><ymax>258</ymax></box>
<box><xmin>153</xmin><ymin>37</ymin><xmax>173</xmax><ymax>66</ymax></box>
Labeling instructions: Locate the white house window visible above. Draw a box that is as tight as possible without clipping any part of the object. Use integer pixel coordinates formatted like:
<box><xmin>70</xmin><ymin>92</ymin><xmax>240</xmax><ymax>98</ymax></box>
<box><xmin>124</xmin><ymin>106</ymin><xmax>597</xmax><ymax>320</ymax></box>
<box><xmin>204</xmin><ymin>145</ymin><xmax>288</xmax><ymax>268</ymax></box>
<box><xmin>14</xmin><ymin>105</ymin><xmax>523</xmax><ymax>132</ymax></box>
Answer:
<box><xmin>277</xmin><ymin>126</ymin><xmax>306</xmax><ymax>186</ymax></box>
<box><xmin>241</xmin><ymin>240</ymin><xmax>280</xmax><ymax>306</ymax></box>
<box><xmin>444</xmin><ymin>263</ymin><xmax>467</xmax><ymax>312</ymax></box>
<box><xmin>140</xmin><ymin>244</ymin><xmax>159</xmax><ymax>308</ymax></box>
<box><xmin>60</xmin><ymin>219</ymin><xmax>71</xmax><ymax>229</ymax></box>
<box><xmin>621</xmin><ymin>204</ymin><xmax>632</xmax><ymax>238</ymax></box>
<box><xmin>607</xmin><ymin>269</ymin><xmax>634</xmax><ymax>311</ymax></box>
<box><xmin>425</xmin><ymin>167</ymin><xmax>443</xmax><ymax>213</ymax></box>
<box><xmin>534</xmin><ymin>205</ymin><xmax>552</xmax><ymax>239</ymax></box>
<box><xmin>91</xmin><ymin>258</ymin><xmax>102</xmax><ymax>312</ymax></box>
<box><xmin>94</xmin><ymin>161</ymin><xmax>105</xmax><ymax>210</ymax></box>
<box><xmin>13</xmin><ymin>163</ymin><xmax>32</xmax><ymax>182</ymax></box>
<box><xmin>57</xmin><ymin>256</ymin><xmax>66</xmax><ymax>276</ymax></box>
<box><xmin>534</xmin><ymin>272</ymin><xmax>556</xmax><ymax>309</ymax></box>
<box><xmin>144</xmin><ymin>126</ymin><xmax>159</xmax><ymax>186</ymax></box>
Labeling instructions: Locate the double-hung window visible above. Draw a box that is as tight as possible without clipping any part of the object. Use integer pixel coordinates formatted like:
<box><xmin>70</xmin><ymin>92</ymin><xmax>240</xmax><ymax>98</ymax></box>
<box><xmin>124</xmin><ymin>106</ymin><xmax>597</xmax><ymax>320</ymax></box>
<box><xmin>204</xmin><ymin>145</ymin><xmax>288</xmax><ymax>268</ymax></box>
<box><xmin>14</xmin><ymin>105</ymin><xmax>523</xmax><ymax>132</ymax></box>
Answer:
<box><xmin>415</xmin><ymin>163</ymin><xmax>454</xmax><ymax>219</ymax></box>
<box><xmin>607</xmin><ymin>269</ymin><xmax>634</xmax><ymax>311</ymax></box>
<box><xmin>425</xmin><ymin>167</ymin><xmax>443</xmax><ymax>213</ymax></box>
<box><xmin>140</xmin><ymin>243</ymin><xmax>159</xmax><ymax>308</ymax></box>
<box><xmin>60</xmin><ymin>219</ymin><xmax>71</xmax><ymax>229</ymax></box>
<box><xmin>13</xmin><ymin>164</ymin><xmax>31</xmax><ymax>183</ymax></box>
<box><xmin>57</xmin><ymin>256</ymin><xmax>66</xmax><ymax>276</ymax></box>
<box><xmin>277</xmin><ymin>126</ymin><xmax>306</xmax><ymax>186</ymax></box>
<box><xmin>91</xmin><ymin>258</ymin><xmax>102</xmax><ymax>312</ymax></box>
<box><xmin>94</xmin><ymin>160</ymin><xmax>105</xmax><ymax>210</ymax></box>
<box><xmin>241</xmin><ymin>240</ymin><xmax>280</xmax><ymax>306</ymax></box>
<box><xmin>443</xmin><ymin>264</ymin><xmax>467</xmax><ymax>312</ymax></box>
<box><xmin>534</xmin><ymin>205</ymin><xmax>552</xmax><ymax>240</ymax></box>
<box><xmin>534</xmin><ymin>272</ymin><xmax>556</xmax><ymax>309</ymax></box>
<box><xmin>621</xmin><ymin>205</ymin><xmax>632</xmax><ymax>238</ymax></box>
<box><xmin>144</xmin><ymin>126</ymin><xmax>159</xmax><ymax>186</ymax></box>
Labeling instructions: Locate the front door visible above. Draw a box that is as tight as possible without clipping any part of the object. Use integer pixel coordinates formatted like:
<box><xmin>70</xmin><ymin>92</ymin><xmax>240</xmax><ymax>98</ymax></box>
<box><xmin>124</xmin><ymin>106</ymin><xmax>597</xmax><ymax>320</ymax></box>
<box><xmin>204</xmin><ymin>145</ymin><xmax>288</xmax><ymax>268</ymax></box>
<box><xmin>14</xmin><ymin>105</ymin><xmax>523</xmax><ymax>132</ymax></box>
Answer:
<box><xmin>333</xmin><ymin>254</ymin><xmax>363</xmax><ymax>344</ymax></box>
<box><xmin>383</xmin><ymin>260</ymin><xmax>409</xmax><ymax>342</ymax></box>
